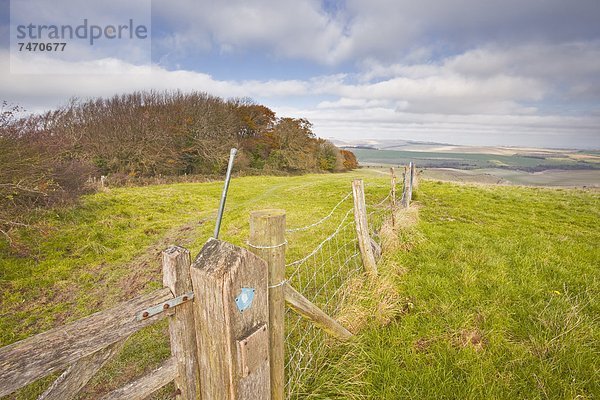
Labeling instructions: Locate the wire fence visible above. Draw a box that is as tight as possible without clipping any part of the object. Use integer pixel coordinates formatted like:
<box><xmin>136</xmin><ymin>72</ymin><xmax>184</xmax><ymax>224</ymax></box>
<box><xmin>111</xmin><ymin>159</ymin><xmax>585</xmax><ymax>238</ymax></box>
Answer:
<box><xmin>283</xmin><ymin>185</ymin><xmax>392</xmax><ymax>399</ymax></box>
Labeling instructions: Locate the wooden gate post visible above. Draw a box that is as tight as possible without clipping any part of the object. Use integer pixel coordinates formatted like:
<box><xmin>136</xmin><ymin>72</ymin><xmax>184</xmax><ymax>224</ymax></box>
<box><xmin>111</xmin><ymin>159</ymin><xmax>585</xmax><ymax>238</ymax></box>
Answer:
<box><xmin>191</xmin><ymin>239</ymin><xmax>271</xmax><ymax>400</ymax></box>
<box><xmin>390</xmin><ymin>167</ymin><xmax>397</xmax><ymax>228</ymax></box>
<box><xmin>162</xmin><ymin>246</ymin><xmax>201</xmax><ymax>400</ymax></box>
<box><xmin>248</xmin><ymin>210</ymin><xmax>286</xmax><ymax>400</ymax></box>
<box><xmin>351</xmin><ymin>180</ymin><xmax>378</xmax><ymax>276</ymax></box>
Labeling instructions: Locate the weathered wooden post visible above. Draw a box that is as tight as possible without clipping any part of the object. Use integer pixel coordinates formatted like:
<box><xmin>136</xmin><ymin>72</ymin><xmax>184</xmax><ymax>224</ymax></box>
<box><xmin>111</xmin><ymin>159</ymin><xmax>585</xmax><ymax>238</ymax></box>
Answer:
<box><xmin>408</xmin><ymin>162</ymin><xmax>414</xmax><ymax>203</ymax></box>
<box><xmin>351</xmin><ymin>180</ymin><xmax>378</xmax><ymax>276</ymax></box>
<box><xmin>411</xmin><ymin>163</ymin><xmax>418</xmax><ymax>191</ymax></box>
<box><xmin>390</xmin><ymin>167</ymin><xmax>397</xmax><ymax>228</ymax></box>
<box><xmin>248</xmin><ymin>210</ymin><xmax>286</xmax><ymax>400</ymax></box>
<box><xmin>162</xmin><ymin>246</ymin><xmax>201</xmax><ymax>400</ymax></box>
<box><xmin>283</xmin><ymin>284</ymin><xmax>352</xmax><ymax>340</ymax></box>
<box><xmin>191</xmin><ymin>239</ymin><xmax>271</xmax><ymax>400</ymax></box>
<box><xmin>401</xmin><ymin>165</ymin><xmax>410</xmax><ymax>208</ymax></box>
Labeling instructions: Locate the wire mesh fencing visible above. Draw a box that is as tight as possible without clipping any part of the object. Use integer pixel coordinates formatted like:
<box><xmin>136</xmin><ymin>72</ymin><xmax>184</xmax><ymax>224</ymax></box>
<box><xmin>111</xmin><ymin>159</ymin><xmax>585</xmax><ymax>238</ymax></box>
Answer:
<box><xmin>283</xmin><ymin>183</ymin><xmax>393</xmax><ymax>399</ymax></box>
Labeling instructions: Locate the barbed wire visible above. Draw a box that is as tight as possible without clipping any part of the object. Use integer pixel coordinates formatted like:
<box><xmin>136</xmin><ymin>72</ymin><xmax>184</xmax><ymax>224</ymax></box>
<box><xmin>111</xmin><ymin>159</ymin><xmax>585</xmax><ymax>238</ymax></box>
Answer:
<box><xmin>371</xmin><ymin>192</ymin><xmax>391</xmax><ymax>208</ymax></box>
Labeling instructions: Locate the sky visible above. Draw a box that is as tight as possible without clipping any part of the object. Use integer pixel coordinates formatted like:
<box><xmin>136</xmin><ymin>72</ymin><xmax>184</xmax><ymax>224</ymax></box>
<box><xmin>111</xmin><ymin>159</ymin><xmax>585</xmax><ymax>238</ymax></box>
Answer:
<box><xmin>1</xmin><ymin>0</ymin><xmax>600</xmax><ymax>149</ymax></box>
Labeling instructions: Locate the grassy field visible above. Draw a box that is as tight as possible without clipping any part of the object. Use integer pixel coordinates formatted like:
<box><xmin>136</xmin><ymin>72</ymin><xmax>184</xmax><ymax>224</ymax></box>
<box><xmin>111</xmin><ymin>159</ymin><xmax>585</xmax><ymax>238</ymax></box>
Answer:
<box><xmin>1</xmin><ymin>172</ymin><xmax>598</xmax><ymax>399</ymax></box>
<box><xmin>421</xmin><ymin>168</ymin><xmax>600</xmax><ymax>187</ymax></box>
<box><xmin>306</xmin><ymin>180</ymin><xmax>599</xmax><ymax>399</ymax></box>
<box><xmin>352</xmin><ymin>148</ymin><xmax>600</xmax><ymax>171</ymax></box>
<box><xmin>0</xmin><ymin>171</ymin><xmax>389</xmax><ymax>399</ymax></box>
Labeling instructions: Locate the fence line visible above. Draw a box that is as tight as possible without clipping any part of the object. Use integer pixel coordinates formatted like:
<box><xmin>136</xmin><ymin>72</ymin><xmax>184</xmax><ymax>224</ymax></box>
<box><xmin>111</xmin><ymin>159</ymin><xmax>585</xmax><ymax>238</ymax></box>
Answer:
<box><xmin>0</xmin><ymin>163</ymin><xmax>418</xmax><ymax>400</ymax></box>
<box><xmin>282</xmin><ymin>165</ymin><xmax>417</xmax><ymax>398</ymax></box>
<box><xmin>281</xmin><ymin>178</ymin><xmax>406</xmax><ymax>398</ymax></box>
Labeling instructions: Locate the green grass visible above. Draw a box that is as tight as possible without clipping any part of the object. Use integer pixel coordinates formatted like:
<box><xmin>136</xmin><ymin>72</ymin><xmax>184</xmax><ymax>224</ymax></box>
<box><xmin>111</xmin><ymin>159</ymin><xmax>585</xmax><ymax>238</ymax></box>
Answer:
<box><xmin>0</xmin><ymin>171</ymin><xmax>389</xmax><ymax>399</ymax></box>
<box><xmin>1</xmin><ymin>173</ymin><xmax>598</xmax><ymax>399</ymax></box>
<box><xmin>305</xmin><ymin>181</ymin><xmax>600</xmax><ymax>399</ymax></box>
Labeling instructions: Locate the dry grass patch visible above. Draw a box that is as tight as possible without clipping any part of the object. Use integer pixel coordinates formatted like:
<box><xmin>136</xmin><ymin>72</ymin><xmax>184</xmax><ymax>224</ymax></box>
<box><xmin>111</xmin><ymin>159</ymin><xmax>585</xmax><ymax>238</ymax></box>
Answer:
<box><xmin>379</xmin><ymin>205</ymin><xmax>422</xmax><ymax>253</ymax></box>
<box><xmin>336</xmin><ymin>205</ymin><xmax>421</xmax><ymax>334</ymax></box>
<box><xmin>336</xmin><ymin>274</ymin><xmax>404</xmax><ymax>333</ymax></box>
<box><xmin>453</xmin><ymin>329</ymin><xmax>487</xmax><ymax>352</ymax></box>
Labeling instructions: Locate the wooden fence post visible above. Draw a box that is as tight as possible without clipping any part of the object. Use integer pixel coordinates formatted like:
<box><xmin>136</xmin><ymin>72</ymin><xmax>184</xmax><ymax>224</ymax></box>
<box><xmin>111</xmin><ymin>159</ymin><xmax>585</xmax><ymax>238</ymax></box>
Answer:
<box><xmin>191</xmin><ymin>239</ymin><xmax>270</xmax><ymax>400</ymax></box>
<box><xmin>248</xmin><ymin>210</ymin><xmax>286</xmax><ymax>400</ymax></box>
<box><xmin>390</xmin><ymin>167</ymin><xmax>397</xmax><ymax>228</ymax></box>
<box><xmin>351</xmin><ymin>180</ymin><xmax>378</xmax><ymax>276</ymax></box>
<box><xmin>401</xmin><ymin>166</ymin><xmax>409</xmax><ymax>208</ymax></box>
<box><xmin>411</xmin><ymin>163</ymin><xmax>418</xmax><ymax>191</ymax></box>
<box><xmin>408</xmin><ymin>162</ymin><xmax>414</xmax><ymax>202</ymax></box>
<box><xmin>162</xmin><ymin>246</ymin><xmax>201</xmax><ymax>400</ymax></box>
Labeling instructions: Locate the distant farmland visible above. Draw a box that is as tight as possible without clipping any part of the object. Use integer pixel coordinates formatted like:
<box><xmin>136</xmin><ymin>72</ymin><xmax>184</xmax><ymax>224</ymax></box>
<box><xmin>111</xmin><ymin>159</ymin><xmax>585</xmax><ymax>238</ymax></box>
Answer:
<box><xmin>351</xmin><ymin>148</ymin><xmax>600</xmax><ymax>171</ymax></box>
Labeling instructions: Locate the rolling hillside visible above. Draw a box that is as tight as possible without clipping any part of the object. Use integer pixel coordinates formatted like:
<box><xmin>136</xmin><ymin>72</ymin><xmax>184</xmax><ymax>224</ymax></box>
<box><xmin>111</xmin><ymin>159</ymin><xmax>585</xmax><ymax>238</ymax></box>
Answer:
<box><xmin>1</xmin><ymin>171</ymin><xmax>598</xmax><ymax>399</ymax></box>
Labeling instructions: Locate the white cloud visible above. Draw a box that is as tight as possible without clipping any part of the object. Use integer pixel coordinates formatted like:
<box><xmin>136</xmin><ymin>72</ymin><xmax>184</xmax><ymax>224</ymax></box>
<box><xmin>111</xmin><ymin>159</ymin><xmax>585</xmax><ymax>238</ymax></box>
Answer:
<box><xmin>152</xmin><ymin>0</ymin><xmax>348</xmax><ymax>65</ymax></box>
<box><xmin>274</xmin><ymin>105</ymin><xmax>600</xmax><ymax>149</ymax></box>
<box><xmin>1</xmin><ymin>51</ymin><xmax>311</xmax><ymax>110</ymax></box>
<box><xmin>3</xmin><ymin>0</ymin><xmax>600</xmax><ymax>151</ymax></box>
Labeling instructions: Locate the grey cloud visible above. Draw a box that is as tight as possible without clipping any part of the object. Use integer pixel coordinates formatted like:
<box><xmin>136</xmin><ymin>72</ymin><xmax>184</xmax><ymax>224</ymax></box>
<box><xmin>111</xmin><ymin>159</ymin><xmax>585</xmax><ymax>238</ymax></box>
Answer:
<box><xmin>151</xmin><ymin>0</ymin><xmax>600</xmax><ymax>74</ymax></box>
<box><xmin>341</xmin><ymin>0</ymin><xmax>600</xmax><ymax>62</ymax></box>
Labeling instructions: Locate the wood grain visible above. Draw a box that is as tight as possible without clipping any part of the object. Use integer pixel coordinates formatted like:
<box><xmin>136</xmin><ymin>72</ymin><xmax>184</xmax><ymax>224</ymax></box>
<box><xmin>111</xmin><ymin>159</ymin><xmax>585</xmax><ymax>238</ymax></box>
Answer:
<box><xmin>248</xmin><ymin>209</ymin><xmax>286</xmax><ymax>400</ymax></box>
<box><xmin>100</xmin><ymin>357</ymin><xmax>177</xmax><ymax>400</ymax></box>
<box><xmin>191</xmin><ymin>239</ymin><xmax>270</xmax><ymax>400</ymax></box>
<box><xmin>352</xmin><ymin>179</ymin><xmax>378</xmax><ymax>276</ymax></box>
<box><xmin>284</xmin><ymin>283</ymin><xmax>352</xmax><ymax>340</ymax></box>
<box><xmin>163</xmin><ymin>246</ymin><xmax>202</xmax><ymax>400</ymax></box>
<box><xmin>38</xmin><ymin>338</ymin><xmax>127</xmax><ymax>400</ymax></box>
<box><xmin>0</xmin><ymin>288</ymin><xmax>173</xmax><ymax>397</ymax></box>
<box><xmin>402</xmin><ymin>166</ymin><xmax>410</xmax><ymax>208</ymax></box>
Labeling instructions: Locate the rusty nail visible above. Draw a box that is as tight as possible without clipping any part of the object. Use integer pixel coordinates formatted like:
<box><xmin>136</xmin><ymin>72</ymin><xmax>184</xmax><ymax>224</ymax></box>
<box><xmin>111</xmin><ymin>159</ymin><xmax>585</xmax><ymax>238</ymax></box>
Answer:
<box><xmin>163</xmin><ymin>303</ymin><xmax>170</xmax><ymax>310</ymax></box>
<box><xmin>182</xmin><ymin>296</ymin><xmax>188</xmax><ymax>301</ymax></box>
<box><xmin>142</xmin><ymin>311</ymin><xmax>149</xmax><ymax>318</ymax></box>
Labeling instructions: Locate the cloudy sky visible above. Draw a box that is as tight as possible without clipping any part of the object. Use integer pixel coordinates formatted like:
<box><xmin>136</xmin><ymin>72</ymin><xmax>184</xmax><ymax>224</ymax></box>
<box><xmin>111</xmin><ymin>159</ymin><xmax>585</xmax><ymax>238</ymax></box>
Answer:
<box><xmin>1</xmin><ymin>0</ymin><xmax>600</xmax><ymax>149</ymax></box>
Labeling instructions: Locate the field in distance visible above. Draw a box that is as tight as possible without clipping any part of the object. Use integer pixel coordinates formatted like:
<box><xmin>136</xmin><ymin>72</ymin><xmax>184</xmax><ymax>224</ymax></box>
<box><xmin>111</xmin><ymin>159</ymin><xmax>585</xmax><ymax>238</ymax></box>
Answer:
<box><xmin>347</xmin><ymin>143</ymin><xmax>600</xmax><ymax>187</ymax></box>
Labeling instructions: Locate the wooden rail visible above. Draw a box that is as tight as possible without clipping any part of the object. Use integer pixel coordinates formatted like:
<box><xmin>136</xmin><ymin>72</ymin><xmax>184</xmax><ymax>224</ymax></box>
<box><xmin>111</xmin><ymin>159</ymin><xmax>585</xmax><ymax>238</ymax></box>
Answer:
<box><xmin>100</xmin><ymin>357</ymin><xmax>177</xmax><ymax>400</ymax></box>
<box><xmin>0</xmin><ymin>287</ymin><xmax>173</xmax><ymax>397</ymax></box>
<box><xmin>284</xmin><ymin>283</ymin><xmax>352</xmax><ymax>340</ymax></box>
<box><xmin>0</xmin><ymin>244</ymin><xmax>203</xmax><ymax>399</ymax></box>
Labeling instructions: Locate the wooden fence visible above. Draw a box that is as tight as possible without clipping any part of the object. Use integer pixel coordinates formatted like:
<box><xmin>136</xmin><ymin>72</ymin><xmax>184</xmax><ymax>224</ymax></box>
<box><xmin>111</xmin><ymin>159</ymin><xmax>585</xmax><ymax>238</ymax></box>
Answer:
<box><xmin>0</xmin><ymin>164</ymin><xmax>417</xmax><ymax>400</ymax></box>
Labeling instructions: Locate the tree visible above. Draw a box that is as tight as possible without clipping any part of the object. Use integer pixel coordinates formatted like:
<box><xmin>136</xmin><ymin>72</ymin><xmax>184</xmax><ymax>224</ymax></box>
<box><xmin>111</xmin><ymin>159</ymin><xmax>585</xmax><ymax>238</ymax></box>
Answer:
<box><xmin>340</xmin><ymin>149</ymin><xmax>359</xmax><ymax>170</ymax></box>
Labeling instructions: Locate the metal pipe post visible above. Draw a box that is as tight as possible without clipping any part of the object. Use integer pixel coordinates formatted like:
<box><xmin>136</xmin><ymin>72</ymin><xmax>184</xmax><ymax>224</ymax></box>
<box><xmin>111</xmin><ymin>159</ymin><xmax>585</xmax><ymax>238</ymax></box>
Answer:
<box><xmin>213</xmin><ymin>148</ymin><xmax>237</xmax><ymax>239</ymax></box>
